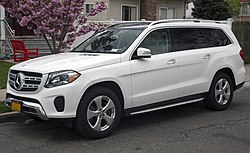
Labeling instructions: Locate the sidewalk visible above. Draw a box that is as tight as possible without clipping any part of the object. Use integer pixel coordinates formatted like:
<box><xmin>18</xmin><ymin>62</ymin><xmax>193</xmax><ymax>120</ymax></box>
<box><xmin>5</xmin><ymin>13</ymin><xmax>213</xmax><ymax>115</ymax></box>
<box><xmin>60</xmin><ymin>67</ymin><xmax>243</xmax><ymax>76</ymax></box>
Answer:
<box><xmin>0</xmin><ymin>64</ymin><xmax>250</xmax><ymax>101</ymax></box>
<box><xmin>0</xmin><ymin>89</ymin><xmax>6</xmax><ymax>101</ymax></box>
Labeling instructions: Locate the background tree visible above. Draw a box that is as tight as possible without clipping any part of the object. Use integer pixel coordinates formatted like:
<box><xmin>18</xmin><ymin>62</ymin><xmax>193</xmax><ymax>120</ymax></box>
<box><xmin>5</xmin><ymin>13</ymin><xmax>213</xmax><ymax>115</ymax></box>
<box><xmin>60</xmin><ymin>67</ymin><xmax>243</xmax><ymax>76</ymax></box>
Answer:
<box><xmin>192</xmin><ymin>0</ymin><xmax>232</xmax><ymax>20</ymax></box>
<box><xmin>226</xmin><ymin>0</ymin><xmax>240</xmax><ymax>17</ymax></box>
<box><xmin>3</xmin><ymin>0</ymin><xmax>107</xmax><ymax>54</ymax></box>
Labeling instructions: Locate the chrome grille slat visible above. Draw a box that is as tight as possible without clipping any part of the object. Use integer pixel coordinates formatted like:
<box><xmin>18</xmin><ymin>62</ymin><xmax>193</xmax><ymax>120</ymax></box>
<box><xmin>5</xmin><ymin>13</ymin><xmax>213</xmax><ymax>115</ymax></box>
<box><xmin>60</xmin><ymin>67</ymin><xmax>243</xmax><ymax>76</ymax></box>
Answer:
<box><xmin>23</xmin><ymin>84</ymin><xmax>39</xmax><ymax>88</ymax></box>
<box><xmin>8</xmin><ymin>70</ymin><xmax>42</xmax><ymax>92</ymax></box>
<box><xmin>9</xmin><ymin>79</ymin><xmax>14</xmax><ymax>83</ymax></box>
<box><xmin>9</xmin><ymin>73</ymin><xmax>16</xmax><ymax>79</ymax></box>
<box><xmin>9</xmin><ymin>79</ymin><xmax>14</xmax><ymax>86</ymax></box>
<box><xmin>24</xmin><ymin>77</ymin><xmax>42</xmax><ymax>81</ymax></box>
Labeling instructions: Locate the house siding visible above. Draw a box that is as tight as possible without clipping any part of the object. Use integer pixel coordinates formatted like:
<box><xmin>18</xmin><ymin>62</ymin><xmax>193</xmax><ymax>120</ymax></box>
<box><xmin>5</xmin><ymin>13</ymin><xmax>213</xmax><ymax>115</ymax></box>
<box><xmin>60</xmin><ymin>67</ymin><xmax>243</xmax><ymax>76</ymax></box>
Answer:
<box><xmin>86</xmin><ymin>0</ymin><xmax>140</xmax><ymax>21</ymax></box>
<box><xmin>86</xmin><ymin>0</ymin><xmax>186</xmax><ymax>21</ymax></box>
<box><xmin>85</xmin><ymin>0</ymin><xmax>108</xmax><ymax>21</ymax></box>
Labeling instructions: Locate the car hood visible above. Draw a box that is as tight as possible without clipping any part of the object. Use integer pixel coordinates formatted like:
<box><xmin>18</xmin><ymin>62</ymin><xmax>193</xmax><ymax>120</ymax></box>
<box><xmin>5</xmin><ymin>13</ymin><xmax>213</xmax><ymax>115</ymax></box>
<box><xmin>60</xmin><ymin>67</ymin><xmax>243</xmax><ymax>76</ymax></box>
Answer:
<box><xmin>11</xmin><ymin>53</ymin><xmax>122</xmax><ymax>74</ymax></box>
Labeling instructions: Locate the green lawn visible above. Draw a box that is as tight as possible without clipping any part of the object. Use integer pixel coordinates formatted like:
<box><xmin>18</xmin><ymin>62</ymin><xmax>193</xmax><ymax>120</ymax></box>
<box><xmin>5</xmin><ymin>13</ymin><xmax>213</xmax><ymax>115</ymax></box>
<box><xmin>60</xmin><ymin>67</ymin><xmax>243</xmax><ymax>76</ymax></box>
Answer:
<box><xmin>0</xmin><ymin>61</ymin><xmax>14</xmax><ymax>89</ymax></box>
<box><xmin>0</xmin><ymin>101</ymin><xmax>11</xmax><ymax>113</ymax></box>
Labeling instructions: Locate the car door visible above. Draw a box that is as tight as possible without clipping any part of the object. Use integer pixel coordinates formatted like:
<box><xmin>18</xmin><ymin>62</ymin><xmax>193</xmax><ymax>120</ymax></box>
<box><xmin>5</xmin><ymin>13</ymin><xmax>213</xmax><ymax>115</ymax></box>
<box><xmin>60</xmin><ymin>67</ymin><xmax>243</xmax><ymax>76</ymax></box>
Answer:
<box><xmin>174</xmin><ymin>28</ymin><xmax>216</xmax><ymax>97</ymax></box>
<box><xmin>130</xmin><ymin>28</ymin><xmax>179</xmax><ymax>108</ymax></box>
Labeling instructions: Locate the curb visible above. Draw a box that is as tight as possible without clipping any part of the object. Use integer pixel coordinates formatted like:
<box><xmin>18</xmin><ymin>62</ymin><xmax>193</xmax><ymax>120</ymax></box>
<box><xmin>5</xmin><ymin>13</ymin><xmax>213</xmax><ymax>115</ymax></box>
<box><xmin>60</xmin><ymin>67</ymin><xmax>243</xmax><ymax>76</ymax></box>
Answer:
<box><xmin>0</xmin><ymin>111</ymin><xmax>26</xmax><ymax>123</ymax></box>
<box><xmin>0</xmin><ymin>111</ymin><xmax>18</xmax><ymax>117</ymax></box>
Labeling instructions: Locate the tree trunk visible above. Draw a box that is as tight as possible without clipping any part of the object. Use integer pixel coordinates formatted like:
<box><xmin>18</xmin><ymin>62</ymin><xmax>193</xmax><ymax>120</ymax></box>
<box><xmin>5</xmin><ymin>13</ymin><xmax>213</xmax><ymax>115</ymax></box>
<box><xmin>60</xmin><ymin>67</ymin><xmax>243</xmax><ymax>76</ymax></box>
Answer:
<box><xmin>43</xmin><ymin>35</ymin><xmax>56</xmax><ymax>54</ymax></box>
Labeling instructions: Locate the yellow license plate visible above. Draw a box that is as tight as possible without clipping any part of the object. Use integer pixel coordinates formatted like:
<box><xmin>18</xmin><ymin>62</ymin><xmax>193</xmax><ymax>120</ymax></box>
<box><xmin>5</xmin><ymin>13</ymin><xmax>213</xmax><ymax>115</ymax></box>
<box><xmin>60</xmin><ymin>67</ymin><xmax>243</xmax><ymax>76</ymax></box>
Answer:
<box><xmin>11</xmin><ymin>101</ymin><xmax>22</xmax><ymax>112</ymax></box>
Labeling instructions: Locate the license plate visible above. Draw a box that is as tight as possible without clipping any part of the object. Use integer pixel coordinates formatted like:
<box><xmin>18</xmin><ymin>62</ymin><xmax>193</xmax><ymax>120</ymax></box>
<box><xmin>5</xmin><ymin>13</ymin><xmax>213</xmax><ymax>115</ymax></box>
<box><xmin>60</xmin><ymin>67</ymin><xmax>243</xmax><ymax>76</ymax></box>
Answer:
<box><xmin>11</xmin><ymin>100</ymin><xmax>22</xmax><ymax>112</ymax></box>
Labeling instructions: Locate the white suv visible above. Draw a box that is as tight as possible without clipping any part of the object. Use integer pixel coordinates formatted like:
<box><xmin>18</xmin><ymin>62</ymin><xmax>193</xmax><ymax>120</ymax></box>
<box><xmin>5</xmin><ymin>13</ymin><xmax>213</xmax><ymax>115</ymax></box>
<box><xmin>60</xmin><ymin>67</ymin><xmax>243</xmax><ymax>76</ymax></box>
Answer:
<box><xmin>6</xmin><ymin>20</ymin><xmax>246</xmax><ymax>139</ymax></box>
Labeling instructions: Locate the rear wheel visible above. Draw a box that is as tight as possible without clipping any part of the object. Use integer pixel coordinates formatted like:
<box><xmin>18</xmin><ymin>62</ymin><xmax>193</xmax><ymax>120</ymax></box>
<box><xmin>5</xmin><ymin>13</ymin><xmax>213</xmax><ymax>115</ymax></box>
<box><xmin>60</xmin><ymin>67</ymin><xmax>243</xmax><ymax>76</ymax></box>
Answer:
<box><xmin>74</xmin><ymin>86</ymin><xmax>121</xmax><ymax>139</ymax></box>
<box><xmin>204</xmin><ymin>72</ymin><xmax>234</xmax><ymax>111</ymax></box>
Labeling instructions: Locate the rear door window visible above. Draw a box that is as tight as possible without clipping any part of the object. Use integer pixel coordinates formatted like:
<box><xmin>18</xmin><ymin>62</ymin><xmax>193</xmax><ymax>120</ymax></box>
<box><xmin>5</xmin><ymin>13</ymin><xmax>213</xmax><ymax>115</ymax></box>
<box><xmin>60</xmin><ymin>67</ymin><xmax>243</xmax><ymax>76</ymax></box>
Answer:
<box><xmin>195</xmin><ymin>28</ymin><xmax>210</xmax><ymax>49</ymax></box>
<box><xmin>171</xmin><ymin>28</ymin><xmax>196</xmax><ymax>51</ymax></box>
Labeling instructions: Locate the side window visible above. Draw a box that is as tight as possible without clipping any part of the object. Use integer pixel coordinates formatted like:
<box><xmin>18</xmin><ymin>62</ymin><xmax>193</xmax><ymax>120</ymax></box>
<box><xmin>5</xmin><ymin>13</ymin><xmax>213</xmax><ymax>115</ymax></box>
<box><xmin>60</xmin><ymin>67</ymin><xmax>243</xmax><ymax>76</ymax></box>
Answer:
<box><xmin>139</xmin><ymin>29</ymin><xmax>171</xmax><ymax>55</ymax></box>
<box><xmin>209</xmin><ymin>29</ymin><xmax>232</xmax><ymax>47</ymax></box>
<box><xmin>171</xmin><ymin>28</ymin><xmax>196</xmax><ymax>51</ymax></box>
<box><xmin>195</xmin><ymin>28</ymin><xmax>210</xmax><ymax>49</ymax></box>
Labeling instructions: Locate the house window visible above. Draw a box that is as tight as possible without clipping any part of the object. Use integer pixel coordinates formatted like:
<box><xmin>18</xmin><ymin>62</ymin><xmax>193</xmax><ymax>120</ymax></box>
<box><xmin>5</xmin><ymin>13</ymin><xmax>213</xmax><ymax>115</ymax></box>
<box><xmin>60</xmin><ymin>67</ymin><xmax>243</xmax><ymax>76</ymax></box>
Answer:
<box><xmin>159</xmin><ymin>7</ymin><xmax>176</xmax><ymax>19</ymax></box>
<box><xmin>241</xmin><ymin>3</ymin><xmax>250</xmax><ymax>15</ymax></box>
<box><xmin>122</xmin><ymin>5</ymin><xmax>138</xmax><ymax>21</ymax></box>
<box><xmin>85</xmin><ymin>3</ymin><xmax>94</xmax><ymax>14</ymax></box>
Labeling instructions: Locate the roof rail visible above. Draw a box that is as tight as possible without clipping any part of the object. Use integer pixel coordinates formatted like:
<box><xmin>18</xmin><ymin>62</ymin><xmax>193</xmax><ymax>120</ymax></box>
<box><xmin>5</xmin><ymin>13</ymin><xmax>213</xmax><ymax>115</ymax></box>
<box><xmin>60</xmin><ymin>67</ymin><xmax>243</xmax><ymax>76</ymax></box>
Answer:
<box><xmin>108</xmin><ymin>21</ymin><xmax>151</xmax><ymax>28</ymax></box>
<box><xmin>149</xmin><ymin>19</ymin><xmax>227</xmax><ymax>26</ymax></box>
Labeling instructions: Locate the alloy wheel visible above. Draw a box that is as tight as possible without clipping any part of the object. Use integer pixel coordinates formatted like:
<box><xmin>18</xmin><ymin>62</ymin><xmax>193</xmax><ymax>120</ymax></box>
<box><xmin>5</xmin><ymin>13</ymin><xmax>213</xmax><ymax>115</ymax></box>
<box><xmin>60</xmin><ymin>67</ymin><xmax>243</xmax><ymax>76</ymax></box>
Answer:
<box><xmin>87</xmin><ymin>96</ymin><xmax>116</xmax><ymax>132</ymax></box>
<box><xmin>214</xmin><ymin>78</ymin><xmax>231</xmax><ymax>105</ymax></box>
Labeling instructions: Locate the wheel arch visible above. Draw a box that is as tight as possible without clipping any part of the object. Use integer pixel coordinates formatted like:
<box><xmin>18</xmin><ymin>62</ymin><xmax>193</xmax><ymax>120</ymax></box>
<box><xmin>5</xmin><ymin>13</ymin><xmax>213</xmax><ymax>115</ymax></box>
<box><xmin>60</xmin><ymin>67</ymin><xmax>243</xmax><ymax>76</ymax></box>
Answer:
<box><xmin>213</xmin><ymin>67</ymin><xmax>236</xmax><ymax>90</ymax></box>
<box><xmin>78</xmin><ymin>81</ymin><xmax>125</xmax><ymax>116</ymax></box>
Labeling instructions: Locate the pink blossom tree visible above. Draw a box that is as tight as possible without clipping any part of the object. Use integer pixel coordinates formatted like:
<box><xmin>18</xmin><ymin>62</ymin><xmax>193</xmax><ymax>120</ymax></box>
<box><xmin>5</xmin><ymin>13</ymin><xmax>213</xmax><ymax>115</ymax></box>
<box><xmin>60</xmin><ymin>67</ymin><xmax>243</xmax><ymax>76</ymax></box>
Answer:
<box><xmin>3</xmin><ymin>0</ymin><xmax>107</xmax><ymax>54</ymax></box>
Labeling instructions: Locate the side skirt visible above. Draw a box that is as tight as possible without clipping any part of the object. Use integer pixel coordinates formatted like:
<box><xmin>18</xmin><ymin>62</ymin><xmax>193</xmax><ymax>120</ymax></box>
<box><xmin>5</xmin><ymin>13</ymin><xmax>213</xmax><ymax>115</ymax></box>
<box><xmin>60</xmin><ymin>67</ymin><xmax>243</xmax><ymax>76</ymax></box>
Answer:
<box><xmin>124</xmin><ymin>92</ymin><xmax>207</xmax><ymax>116</ymax></box>
<box><xmin>235</xmin><ymin>81</ymin><xmax>245</xmax><ymax>91</ymax></box>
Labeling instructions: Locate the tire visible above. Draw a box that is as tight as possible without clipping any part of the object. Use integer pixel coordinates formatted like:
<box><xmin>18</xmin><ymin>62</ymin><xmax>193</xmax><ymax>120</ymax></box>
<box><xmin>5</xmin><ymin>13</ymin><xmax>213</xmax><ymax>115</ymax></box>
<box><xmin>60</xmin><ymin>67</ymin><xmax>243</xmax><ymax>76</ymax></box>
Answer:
<box><xmin>74</xmin><ymin>86</ymin><xmax>122</xmax><ymax>139</ymax></box>
<box><xmin>204</xmin><ymin>72</ymin><xmax>234</xmax><ymax>111</ymax></box>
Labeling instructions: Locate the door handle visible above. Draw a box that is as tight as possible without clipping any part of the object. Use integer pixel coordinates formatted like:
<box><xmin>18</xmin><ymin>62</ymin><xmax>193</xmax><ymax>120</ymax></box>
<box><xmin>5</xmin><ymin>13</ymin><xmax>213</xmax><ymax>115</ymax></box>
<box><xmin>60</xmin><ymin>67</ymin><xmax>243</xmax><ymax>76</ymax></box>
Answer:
<box><xmin>203</xmin><ymin>54</ymin><xmax>211</xmax><ymax>60</ymax></box>
<box><xmin>167</xmin><ymin>59</ymin><xmax>176</xmax><ymax>65</ymax></box>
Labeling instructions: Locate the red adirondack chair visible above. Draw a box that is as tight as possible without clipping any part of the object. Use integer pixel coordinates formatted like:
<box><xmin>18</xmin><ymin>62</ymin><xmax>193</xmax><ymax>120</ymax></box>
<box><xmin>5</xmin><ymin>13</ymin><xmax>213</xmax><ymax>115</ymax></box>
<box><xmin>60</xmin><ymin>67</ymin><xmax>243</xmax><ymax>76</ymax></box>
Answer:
<box><xmin>10</xmin><ymin>39</ymin><xmax>39</xmax><ymax>62</ymax></box>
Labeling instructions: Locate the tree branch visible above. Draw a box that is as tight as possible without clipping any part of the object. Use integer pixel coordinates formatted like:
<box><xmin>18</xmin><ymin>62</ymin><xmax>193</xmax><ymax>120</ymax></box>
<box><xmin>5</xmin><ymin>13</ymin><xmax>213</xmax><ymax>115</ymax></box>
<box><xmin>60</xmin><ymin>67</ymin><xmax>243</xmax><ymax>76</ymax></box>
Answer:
<box><xmin>43</xmin><ymin>34</ymin><xmax>53</xmax><ymax>54</ymax></box>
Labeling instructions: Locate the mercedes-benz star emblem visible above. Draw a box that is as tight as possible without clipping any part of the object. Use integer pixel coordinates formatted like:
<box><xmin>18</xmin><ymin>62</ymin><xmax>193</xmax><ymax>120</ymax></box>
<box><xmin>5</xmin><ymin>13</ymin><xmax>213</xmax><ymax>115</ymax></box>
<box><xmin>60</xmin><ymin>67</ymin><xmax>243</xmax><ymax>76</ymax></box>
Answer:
<box><xmin>14</xmin><ymin>73</ymin><xmax>25</xmax><ymax>90</ymax></box>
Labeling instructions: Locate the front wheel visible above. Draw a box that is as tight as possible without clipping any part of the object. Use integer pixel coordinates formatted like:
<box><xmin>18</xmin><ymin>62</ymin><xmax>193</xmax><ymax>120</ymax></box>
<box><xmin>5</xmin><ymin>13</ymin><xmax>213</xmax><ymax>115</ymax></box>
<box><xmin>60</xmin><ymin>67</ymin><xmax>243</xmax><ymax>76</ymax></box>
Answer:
<box><xmin>74</xmin><ymin>86</ymin><xmax>121</xmax><ymax>139</ymax></box>
<box><xmin>204</xmin><ymin>72</ymin><xmax>234</xmax><ymax>111</ymax></box>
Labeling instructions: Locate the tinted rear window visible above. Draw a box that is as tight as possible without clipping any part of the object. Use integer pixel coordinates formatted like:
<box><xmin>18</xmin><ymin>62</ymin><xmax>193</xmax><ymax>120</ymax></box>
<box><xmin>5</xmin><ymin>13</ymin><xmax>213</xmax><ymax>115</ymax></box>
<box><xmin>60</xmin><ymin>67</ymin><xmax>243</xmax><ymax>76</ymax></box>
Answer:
<box><xmin>171</xmin><ymin>28</ymin><xmax>196</xmax><ymax>51</ymax></box>
<box><xmin>170</xmin><ymin>28</ymin><xmax>232</xmax><ymax>52</ymax></box>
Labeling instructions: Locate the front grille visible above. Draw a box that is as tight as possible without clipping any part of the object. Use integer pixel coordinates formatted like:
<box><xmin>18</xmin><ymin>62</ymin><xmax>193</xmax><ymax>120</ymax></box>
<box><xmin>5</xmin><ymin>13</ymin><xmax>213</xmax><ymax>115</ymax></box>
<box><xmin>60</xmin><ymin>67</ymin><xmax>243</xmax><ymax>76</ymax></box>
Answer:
<box><xmin>9</xmin><ymin>70</ymin><xmax>43</xmax><ymax>92</ymax></box>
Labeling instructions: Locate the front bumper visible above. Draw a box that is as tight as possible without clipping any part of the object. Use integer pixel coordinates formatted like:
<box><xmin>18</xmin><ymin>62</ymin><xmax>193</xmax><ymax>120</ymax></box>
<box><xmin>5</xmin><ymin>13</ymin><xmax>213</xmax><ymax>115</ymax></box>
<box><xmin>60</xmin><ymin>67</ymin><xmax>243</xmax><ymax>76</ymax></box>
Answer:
<box><xmin>6</xmin><ymin>96</ymin><xmax>48</xmax><ymax>120</ymax></box>
<box><xmin>5</xmin><ymin>74</ymin><xmax>90</xmax><ymax>120</ymax></box>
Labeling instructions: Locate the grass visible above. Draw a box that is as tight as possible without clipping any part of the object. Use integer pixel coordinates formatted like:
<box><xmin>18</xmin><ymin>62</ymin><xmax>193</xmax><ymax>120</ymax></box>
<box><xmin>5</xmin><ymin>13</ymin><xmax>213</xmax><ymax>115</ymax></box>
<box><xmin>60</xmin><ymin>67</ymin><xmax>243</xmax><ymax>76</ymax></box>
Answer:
<box><xmin>0</xmin><ymin>61</ymin><xmax>14</xmax><ymax>89</ymax></box>
<box><xmin>0</xmin><ymin>101</ymin><xmax>11</xmax><ymax>113</ymax></box>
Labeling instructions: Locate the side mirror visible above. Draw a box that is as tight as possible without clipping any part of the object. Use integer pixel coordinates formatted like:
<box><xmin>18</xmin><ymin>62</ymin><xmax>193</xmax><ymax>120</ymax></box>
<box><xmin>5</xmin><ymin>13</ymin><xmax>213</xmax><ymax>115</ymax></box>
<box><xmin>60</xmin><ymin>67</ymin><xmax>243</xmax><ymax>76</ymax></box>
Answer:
<box><xmin>136</xmin><ymin>47</ymin><xmax>151</xmax><ymax>58</ymax></box>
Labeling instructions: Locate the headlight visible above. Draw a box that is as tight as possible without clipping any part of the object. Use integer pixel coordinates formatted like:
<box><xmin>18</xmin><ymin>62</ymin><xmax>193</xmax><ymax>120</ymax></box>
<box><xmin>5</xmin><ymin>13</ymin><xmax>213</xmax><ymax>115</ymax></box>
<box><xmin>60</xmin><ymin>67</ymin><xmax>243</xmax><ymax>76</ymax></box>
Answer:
<box><xmin>45</xmin><ymin>70</ymin><xmax>81</xmax><ymax>88</ymax></box>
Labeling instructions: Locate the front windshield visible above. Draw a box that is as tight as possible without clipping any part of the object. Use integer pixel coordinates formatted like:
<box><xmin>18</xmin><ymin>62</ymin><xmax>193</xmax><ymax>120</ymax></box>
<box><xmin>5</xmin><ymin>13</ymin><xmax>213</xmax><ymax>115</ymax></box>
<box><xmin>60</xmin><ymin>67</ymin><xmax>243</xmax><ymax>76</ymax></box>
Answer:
<box><xmin>72</xmin><ymin>28</ymin><xmax>144</xmax><ymax>54</ymax></box>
